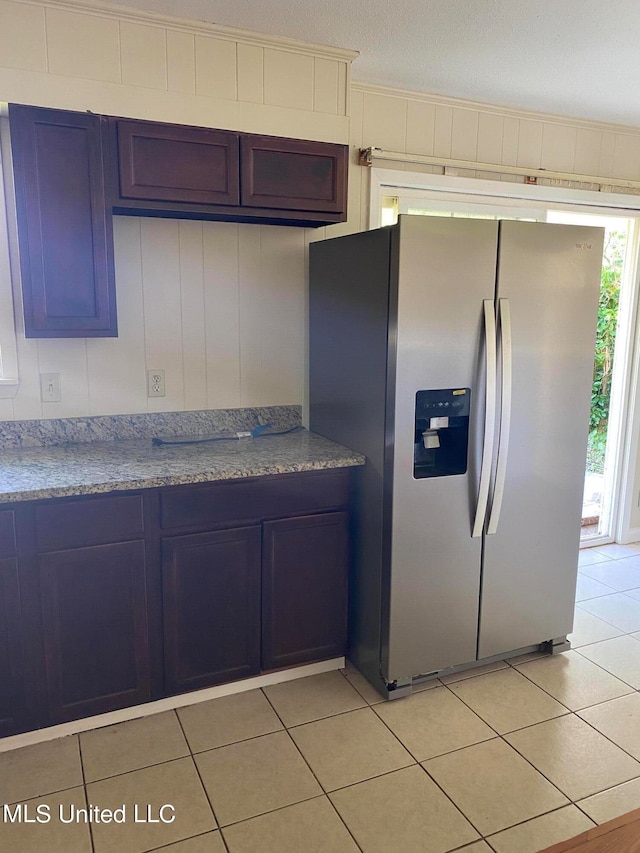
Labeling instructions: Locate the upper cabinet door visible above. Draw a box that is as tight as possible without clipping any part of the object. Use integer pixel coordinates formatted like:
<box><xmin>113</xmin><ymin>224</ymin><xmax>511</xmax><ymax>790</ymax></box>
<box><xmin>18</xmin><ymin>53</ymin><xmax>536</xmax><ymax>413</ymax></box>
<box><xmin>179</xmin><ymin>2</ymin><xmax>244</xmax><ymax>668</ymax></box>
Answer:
<box><xmin>9</xmin><ymin>105</ymin><xmax>116</xmax><ymax>338</ymax></box>
<box><xmin>241</xmin><ymin>135</ymin><xmax>348</xmax><ymax>217</ymax></box>
<box><xmin>116</xmin><ymin>120</ymin><xmax>240</xmax><ymax>206</ymax></box>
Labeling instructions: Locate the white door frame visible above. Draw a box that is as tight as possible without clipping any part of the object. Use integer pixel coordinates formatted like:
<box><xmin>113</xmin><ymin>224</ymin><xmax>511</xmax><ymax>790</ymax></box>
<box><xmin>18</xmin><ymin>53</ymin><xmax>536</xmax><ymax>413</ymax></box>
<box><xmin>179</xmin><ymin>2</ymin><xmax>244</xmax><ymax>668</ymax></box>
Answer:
<box><xmin>368</xmin><ymin>167</ymin><xmax>640</xmax><ymax>545</ymax></box>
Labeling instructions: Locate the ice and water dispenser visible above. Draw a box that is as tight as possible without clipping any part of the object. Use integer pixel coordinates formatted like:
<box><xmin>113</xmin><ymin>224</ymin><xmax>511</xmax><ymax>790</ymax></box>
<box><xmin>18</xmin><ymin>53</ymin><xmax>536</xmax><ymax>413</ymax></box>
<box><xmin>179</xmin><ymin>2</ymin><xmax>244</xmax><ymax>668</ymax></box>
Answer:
<box><xmin>414</xmin><ymin>388</ymin><xmax>470</xmax><ymax>478</ymax></box>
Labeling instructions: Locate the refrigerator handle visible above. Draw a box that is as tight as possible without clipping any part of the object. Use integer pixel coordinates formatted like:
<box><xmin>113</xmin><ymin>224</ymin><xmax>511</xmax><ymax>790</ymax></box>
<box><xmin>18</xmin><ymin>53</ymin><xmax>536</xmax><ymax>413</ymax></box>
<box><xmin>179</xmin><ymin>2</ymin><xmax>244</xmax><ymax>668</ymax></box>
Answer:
<box><xmin>472</xmin><ymin>300</ymin><xmax>497</xmax><ymax>537</ymax></box>
<box><xmin>487</xmin><ymin>298</ymin><xmax>513</xmax><ymax>535</ymax></box>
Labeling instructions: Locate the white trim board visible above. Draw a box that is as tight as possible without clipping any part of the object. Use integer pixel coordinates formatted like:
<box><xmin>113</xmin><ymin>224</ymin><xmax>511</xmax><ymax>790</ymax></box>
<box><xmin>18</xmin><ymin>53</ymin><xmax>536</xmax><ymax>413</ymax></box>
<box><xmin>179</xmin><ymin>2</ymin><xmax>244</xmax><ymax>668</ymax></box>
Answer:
<box><xmin>0</xmin><ymin>657</ymin><xmax>345</xmax><ymax>754</ymax></box>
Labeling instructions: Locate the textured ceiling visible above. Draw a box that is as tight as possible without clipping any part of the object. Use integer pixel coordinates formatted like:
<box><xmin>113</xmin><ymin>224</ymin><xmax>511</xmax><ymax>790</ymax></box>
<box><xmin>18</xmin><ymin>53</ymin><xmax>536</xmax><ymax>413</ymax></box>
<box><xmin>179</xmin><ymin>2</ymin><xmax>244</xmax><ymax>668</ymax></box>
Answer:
<box><xmin>114</xmin><ymin>0</ymin><xmax>640</xmax><ymax>127</ymax></box>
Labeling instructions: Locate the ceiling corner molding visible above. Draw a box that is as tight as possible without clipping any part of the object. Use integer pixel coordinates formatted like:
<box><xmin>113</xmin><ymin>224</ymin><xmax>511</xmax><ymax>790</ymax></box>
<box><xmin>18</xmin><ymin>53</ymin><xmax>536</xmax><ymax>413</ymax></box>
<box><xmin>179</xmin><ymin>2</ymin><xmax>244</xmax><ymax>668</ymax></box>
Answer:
<box><xmin>35</xmin><ymin>0</ymin><xmax>360</xmax><ymax>62</ymax></box>
<box><xmin>351</xmin><ymin>81</ymin><xmax>640</xmax><ymax>137</ymax></box>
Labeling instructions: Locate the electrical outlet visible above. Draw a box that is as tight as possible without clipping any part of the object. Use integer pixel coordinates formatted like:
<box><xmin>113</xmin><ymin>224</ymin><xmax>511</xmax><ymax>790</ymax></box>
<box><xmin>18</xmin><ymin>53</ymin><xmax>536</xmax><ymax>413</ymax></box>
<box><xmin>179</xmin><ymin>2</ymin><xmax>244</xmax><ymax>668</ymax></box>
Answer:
<box><xmin>40</xmin><ymin>373</ymin><xmax>61</xmax><ymax>403</ymax></box>
<box><xmin>147</xmin><ymin>369</ymin><xmax>166</xmax><ymax>398</ymax></box>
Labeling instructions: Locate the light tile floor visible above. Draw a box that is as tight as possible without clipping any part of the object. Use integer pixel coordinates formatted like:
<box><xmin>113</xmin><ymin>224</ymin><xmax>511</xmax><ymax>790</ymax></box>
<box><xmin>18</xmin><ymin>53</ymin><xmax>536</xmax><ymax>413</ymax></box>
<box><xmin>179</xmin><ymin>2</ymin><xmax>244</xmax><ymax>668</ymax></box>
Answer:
<box><xmin>3</xmin><ymin>543</ymin><xmax>640</xmax><ymax>852</ymax></box>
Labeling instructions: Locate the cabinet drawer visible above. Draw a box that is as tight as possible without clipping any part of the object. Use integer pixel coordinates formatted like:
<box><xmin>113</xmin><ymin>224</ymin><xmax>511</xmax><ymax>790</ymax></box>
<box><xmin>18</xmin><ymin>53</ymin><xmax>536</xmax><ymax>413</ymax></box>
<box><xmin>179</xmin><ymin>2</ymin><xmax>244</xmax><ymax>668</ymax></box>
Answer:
<box><xmin>0</xmin><ymin>510</ymin><xmax>16</xmax><ymax>558</ymax></box>
<box><xmin>116</xmin><ymin>120</ymin><xmax>239</xmax><ymax>206</ymax></box>
<box><xmin>35</xmin><ymin>494</ymin><xmax>144</xmax><ymax>551</ymax></box>
<box><xmin>160</xmin><ymin>470</ymin><xmax>349</xmax><ymax>530</ymax></box>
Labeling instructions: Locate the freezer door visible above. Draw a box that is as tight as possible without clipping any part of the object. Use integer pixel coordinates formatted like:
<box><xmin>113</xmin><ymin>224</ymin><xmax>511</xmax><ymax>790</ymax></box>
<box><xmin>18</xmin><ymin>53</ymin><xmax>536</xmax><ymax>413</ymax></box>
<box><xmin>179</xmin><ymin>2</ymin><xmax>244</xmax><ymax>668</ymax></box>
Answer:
<box><xmin>385</xmin><ymin>215</ymin><xmax>498</xmax><ymax>681</ymax></box>
<box><xmin>478</xmin><ymin>221</ymin><xmax>603</xmax><ymax>658</ymax></box>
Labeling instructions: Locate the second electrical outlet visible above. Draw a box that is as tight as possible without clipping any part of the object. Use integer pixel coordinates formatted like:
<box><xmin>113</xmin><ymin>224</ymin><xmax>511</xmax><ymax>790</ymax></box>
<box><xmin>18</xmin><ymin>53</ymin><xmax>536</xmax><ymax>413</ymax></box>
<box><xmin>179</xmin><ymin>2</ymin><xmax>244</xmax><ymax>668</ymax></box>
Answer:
<box><xmin>147</xmin><ymin>369</ymin><xmax>166</xmax><ymax>397</ymax></box>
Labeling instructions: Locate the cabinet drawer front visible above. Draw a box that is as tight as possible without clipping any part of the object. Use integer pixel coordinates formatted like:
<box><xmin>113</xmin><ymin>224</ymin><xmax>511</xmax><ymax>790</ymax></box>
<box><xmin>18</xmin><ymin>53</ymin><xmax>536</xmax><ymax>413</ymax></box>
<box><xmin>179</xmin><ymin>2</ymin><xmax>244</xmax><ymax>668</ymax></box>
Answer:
<box><xmin>241</xmin><ymin>135</ymin><xmax>347</xmax><ymax>213</ymax></box>
<box><xmin>0</xmin><ymin>510</ymin><xmax>16</xmax><ymax>558</ymax></box>
<box><xmin>35</xmin><ymin>494</ymin><xmax>144</xmax><ymax>551</ymax></box>
<box><xmin>117</xmin><ymin>120</ymin><xmax>240</xmax><ymax>206</ymax></box>
<box><xmin>160</xmin><ymin>470</ymin><xmax>349</xmax><ymax>530</ymax></box>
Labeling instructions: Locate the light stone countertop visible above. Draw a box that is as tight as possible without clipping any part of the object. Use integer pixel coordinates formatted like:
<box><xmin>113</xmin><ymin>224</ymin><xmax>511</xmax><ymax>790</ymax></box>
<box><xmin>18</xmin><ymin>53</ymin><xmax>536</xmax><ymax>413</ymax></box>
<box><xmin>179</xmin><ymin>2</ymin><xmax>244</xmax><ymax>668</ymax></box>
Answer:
<box><xmin>0</xmin><ymin>429</ymin><xmax>365</xmax><ymax>503</ymax></box>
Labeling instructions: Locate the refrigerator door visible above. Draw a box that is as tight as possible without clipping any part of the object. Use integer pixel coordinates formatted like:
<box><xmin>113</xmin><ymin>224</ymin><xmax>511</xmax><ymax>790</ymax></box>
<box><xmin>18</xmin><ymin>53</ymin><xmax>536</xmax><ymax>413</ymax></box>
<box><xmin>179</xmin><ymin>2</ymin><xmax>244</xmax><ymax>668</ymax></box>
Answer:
<box><xmin>385</xmin><ymin>215</ymin><xmax>498</xmax><ymax>681</ymax></box>
<box><xmin>478</xmin><ymin>221</ymin><xmax>603</xmax><ymax>658</ymax></box>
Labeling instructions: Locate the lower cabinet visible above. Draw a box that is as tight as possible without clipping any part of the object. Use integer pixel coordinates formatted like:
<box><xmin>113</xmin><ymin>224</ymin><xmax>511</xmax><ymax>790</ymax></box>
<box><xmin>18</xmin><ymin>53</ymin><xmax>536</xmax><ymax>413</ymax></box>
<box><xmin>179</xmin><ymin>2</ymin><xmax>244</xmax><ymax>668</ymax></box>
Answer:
<box><xmin>1</xmin><ymin>469</ymin><xmax>351</xmax><ymax>735</ymax></box>
<box><xmin>162</xmin><ymin>526</ymin><xmax>262</xmax><ymax>693</ymax></box>
<box><xmin>262</xmin><ymin>512</ymin><xmax>348</xmax><ymax>670</ymax></box>
<box><xmin>0</xmin><ymin>556</ymin><xmax>27</xmax><ymax>738</ymax></box>
<box><xmin>38</xmin><ymin>541</ymin><xmax>152</xmax><ymax>724</ymax></box>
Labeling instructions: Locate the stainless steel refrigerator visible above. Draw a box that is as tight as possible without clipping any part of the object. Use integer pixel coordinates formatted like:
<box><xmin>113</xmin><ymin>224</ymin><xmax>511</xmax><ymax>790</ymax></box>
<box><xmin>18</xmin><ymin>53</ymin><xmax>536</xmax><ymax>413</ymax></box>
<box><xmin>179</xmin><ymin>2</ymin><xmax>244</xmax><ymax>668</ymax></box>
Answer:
<box><xmin>309</xmin><ymin>215</ymin><xmax>604</xmax><ymax>698</ymax></box>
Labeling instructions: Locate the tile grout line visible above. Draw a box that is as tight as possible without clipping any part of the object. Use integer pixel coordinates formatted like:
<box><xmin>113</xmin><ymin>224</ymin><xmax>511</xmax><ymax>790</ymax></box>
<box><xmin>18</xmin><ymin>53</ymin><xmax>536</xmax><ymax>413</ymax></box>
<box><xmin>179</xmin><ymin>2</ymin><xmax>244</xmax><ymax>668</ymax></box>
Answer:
<box><xmin>172</xmin><ymin>708</ymin><xmax>227</xmax><ymax>849</ymax></box>
<box><xmin>76</xmin><ymin>734</ymin><xmax>97</xmax><ymax>853</ymax></box>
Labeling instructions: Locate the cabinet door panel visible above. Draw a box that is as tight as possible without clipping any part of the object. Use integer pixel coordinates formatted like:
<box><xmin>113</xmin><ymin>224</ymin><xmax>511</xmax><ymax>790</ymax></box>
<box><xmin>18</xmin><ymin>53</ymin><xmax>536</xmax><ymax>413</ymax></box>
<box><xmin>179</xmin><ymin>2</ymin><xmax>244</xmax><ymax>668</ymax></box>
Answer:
<box><xmin>262</xmin><ymin>512</ymin><xmax>348</xmax><ymax>669</ymax></box>
<box><xmin>38</xmin><ymin>541</ymin><xmax>150</xmax><ymax>723</ymax></box>
<box><xmin>0</xmin><ymin>557</ymin><xmax>28</xmax><ymax>737</ymax></box>
<box><xmin>241</xmin><ymin>135</ymin><xmax>347</xmax><ymax>215</ymax></box>
<box><xmin>117</xmin><ymin>120</ymin><xmax>239</xmax><ymax>206</ymax></box>
<box><xmin>9</xmin><ymin>104</ymin><xmax>116</xmax><ymax>337</ymax></box>
<box><xmin>163</xmin><ymin>526</ymin><xmax>261</xmax><ymax>693</ymax></box>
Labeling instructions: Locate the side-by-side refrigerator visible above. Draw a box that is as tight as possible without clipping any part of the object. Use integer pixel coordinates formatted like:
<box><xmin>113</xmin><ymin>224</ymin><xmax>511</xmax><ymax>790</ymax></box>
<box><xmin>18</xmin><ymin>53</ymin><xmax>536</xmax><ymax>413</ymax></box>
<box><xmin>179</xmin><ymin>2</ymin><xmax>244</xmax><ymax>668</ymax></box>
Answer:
<box><xmin>309</xmin><ymin>216</ymin><xmax>604</xmax><ymax>698</ymax></box>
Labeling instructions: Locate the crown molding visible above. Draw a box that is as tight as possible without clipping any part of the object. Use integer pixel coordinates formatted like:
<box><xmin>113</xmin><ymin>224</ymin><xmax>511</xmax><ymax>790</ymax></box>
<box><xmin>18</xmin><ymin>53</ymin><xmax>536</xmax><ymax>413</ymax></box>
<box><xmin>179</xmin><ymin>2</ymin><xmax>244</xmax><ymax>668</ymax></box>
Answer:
<box><xmin>352</xmin><ymin>81</ymin><xmax>640</xmax><ymax>136</ymax></box>
<box><xmin>28</xmin><ymin>0</ymin><xmax>359</xmax><ymax>62</ymax></box>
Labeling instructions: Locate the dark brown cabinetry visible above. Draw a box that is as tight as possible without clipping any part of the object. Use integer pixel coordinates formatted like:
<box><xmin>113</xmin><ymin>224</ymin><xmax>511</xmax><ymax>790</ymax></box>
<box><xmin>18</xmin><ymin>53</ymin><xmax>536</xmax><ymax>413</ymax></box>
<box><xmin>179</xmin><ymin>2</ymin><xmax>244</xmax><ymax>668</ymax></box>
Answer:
<box><xmin>116</xmin><ymin>120</ymin><xmax>240</xmax><ymax>207</ymax></box>
<box><xmin>0</xmin><ymin>509</ymin><xmax>28</xmax><ymax>738</ymax></box>
<box><xmin>0</xmin><ymin>469</ymin><xmax>350</xmax><ymax>736</ymax></box>
<box><xmin>262</xmin><ymin>512</ymin><xmax>348</xmax><ymax>670</ymax></box>
<box><xmin>37</xmin><ymin>541</ymin><xmax>151</xmax><ymax>723</ymax></box>
<box><xmin>162</xmin><ymin>526</ymin><xmax>261</xmax><ymax>693</ymax></box>
<box><xmin>111</xmin><ymin>118</ymin><xmax>348</xmax><ymax>226</ymax></box>
<box><xmin>32</xmin><ymin>493</ymin><xmax>154</xmax><ymax>725</ymax></box>
<box><xmin>241</xmin><ymin>134</ymin><xmax>347</xmax><ymax>218</ymax></box>
<box><xmin>9</xmin><ymin>105</ymin><xmax>116</xmax><ymax>338</ymax></box>
<box><xmin>9</xmin><ymin>104</ymin><xmax>348</xmax><ymax>337</ymax></box>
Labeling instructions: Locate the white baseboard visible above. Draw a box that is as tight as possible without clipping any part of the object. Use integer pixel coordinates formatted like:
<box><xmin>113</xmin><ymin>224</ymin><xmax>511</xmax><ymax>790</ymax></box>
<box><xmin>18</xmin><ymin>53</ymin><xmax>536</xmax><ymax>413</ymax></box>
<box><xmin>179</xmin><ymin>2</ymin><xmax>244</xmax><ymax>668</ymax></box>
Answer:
<box><xmin>0</xmin><ymin>657</ymin><xmax>345</xmax><ymax>754</ymax></box>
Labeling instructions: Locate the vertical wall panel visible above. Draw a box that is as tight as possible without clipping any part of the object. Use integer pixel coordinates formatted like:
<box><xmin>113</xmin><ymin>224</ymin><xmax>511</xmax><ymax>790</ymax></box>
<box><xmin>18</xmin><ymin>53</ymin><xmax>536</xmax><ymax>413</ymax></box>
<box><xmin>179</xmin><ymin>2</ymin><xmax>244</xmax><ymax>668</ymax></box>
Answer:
<box><xmin>406</xmin><ymin>100</ymin><xmax>436</xmax><ymax>156</ymax></box>
<box><xmin>167</xmin><ymin>30</ymin><xmax>195</xmax><ymax>94</ymax></box>
<box><xmin>45</xmin><ymin>8</ymin><xmax>121</xmax><ymax>83</ymax></box>
<box><xmin>451</xmin><ymin>109</ymin><xmax>478</xmax><ymax>161</ymax></box>
<box><xmin>258</xmin><ymin>227</ymin><xmax>304</xmax><ymax>404</ymax></box>
<box><xmin>37</xmin><ymin>339</ymin><xmax>89</xmax><ymax>418</ymax></box>
<box><xmin>237</xmin><ymin>43</ymin><xmax>263</xmax><ymax>103</ymax></box>
<box><xmin>238</xmin><ymin>226</ymin><xmax>263</xmax><ymax>406</ymax></box>
<box><xmin>120</xmin><ymin>22</ymin><xmax>167</xmax><ymax>90</ymax></box>
<box><xmin>87</xmin><ymin>217</ymin><xmax>147</xmax><ymax>416</ymax></box>
<box><xmin>203</xmin><ymin>222</ymin><xmax>241</xmax><ymax>409</ymax></box>
<box><xmin>477</xmin><ymin>113</ymin><xmax>504</xmax><ymax>164</ymax></box>
<box><xmin>574</xmin><ymin>129</ymin><xmax>602</xmax><ymax>176</ymax></box>
<box><xmin>599</xmin><ymin>132</ymin><xmax>616</xmax><ymax>177</ymax></box>
<box><xmin>501</xmin><ymin>117</ymin><xmax>519</xmax><ymax>166</ymax></box>
<box><xmin>264</xmin><ymin>49</ymin><xmax>314</xmax><ymax>110</ymax></box>
<box><xmin>195</xmin><ymin>35</ymin><xmax>237</xmax><ymax>101</ymax></box>
<box><xmin>337</xmin><ymin>62</ymin><xmax>347</xmax><ymax>116</ymax></box>
<box><xmin>612</xmin><ymin>134</ymin><xmax>640</xmax><ymax>181</ymax></box>
<box><xmin>541</xmin><ymin>124</ymin><xmax>577</xmax><ymax>172</ymax></box>
<box><xmin>433</xmin><ymin>105</ymin><xmax>453</xmax><ymax>158</ymax></box>
<box><xmin>141</xmin><ymin>219</ymin><xmax>184</xmax><ymax>412</ymax></box>
<box><xmin>0</xmin><ymin>0</ymin><xmax>47</xmax><ymax>72</ymax></box>
<box><xmin>178</xmin><ymin>222</ymin><xmax>207</xmax><ymax>411</ymax></box>
<box><xmin>516</xmin><ymin>120</ymin><xmax>543</xmax><ymax>169</ymax></box>
<box><xmin>314</xmin><ymin>58</ymin><xmax>339</xmax><ymax>115</ymax></box>
<box><xmin>362</xmin><ymin>92</ymin><xmax>407</xmax><ymax>151</ymax></box>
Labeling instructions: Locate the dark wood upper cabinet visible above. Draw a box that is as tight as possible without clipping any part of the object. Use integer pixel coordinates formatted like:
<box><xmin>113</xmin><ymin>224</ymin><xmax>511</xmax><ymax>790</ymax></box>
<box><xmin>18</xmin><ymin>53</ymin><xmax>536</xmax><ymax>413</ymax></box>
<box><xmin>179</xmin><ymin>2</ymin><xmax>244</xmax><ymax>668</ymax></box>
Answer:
<box><xmin>109</xmin><ymin>117</ymin><xmax>348</xmax><ymax>226</ymax></box>
<box><xmin>241</xmin><ymin>134</ymin><xmax>347</xmax><ymax>217</ymax></box>
<box><xmin>9</xmin><ymin>105</ymin><xmax>116</xmax><ymax>338</ymax></box>
<box><xmin>116</xmin><ymin>119</ymin><xmax>240</xmax><ymax>206</ymax></box>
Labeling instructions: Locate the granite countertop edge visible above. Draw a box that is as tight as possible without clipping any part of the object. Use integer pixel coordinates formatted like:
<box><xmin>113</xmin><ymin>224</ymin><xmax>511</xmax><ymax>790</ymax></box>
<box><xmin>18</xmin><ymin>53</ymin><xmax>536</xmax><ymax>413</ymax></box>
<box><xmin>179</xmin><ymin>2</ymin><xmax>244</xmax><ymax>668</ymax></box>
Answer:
<box><xmin>0</xmin><ymin>430</ymin><xmax>366</xmax><ymax>504</ymax></box>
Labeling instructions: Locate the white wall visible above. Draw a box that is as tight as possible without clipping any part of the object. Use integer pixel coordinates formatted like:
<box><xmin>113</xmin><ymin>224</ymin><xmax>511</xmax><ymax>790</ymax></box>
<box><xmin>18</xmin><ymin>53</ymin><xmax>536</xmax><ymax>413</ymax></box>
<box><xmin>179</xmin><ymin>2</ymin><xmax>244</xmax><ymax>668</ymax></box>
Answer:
<box><xmin>0</xmin><ymin>0</ymin><xmax>352</xmax><ymax>420</ymax></box>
